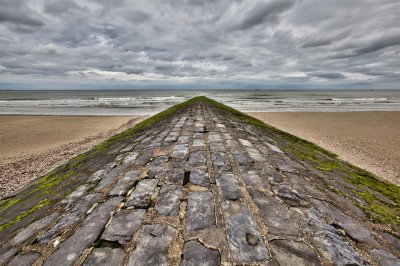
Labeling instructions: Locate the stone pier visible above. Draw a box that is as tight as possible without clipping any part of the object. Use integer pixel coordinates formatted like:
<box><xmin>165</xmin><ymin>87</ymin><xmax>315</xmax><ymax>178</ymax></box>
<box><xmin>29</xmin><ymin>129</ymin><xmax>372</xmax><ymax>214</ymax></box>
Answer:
<box><xmin>0</xmin><ymin>97</ymin><xmax>399</xmax><ymax>266</ymax></box>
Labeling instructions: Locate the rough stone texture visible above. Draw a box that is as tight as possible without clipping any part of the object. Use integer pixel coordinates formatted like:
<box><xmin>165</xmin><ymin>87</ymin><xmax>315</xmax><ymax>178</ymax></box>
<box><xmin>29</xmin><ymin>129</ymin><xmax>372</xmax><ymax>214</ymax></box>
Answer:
<box><xmin>216</xmin><ymin>173</ymin><xmax>242</xmax><ymax>201</ymax></box>
<box><xmin>7</xmin><ymin>252</ymin><xmax>41</xmax><ymax>266</ymax></box>
<box><xmin>126</xmin><ymin>179</ymin><xmax>158</xmax><ymax>208</ymax></box>
<box><xmin>101</xmin><ymin>209</ymin><xmax>146</xmax><ymax>244</ymax></box>
<box><xmin>83</xmin><ymin>248</ymin><xmax>125</xmax><ymax>266</ymax></box>
<box><xmin>369</xmin><ymin>249</ymin><xmax>400</xmax><ymax>266</ymax></box>
<box><xmin>186</xmin><ymin>191</ymin><xmax>216</xmax><ymax>232</ymax></box>
<box><xmin>172</xmin><ymin>144</ymin><xmax>189</xmax><ymax>158</ymax></box>
<box><xmin>189</xmin><ymin>168</ymin><xmax>210</xmax><ymax>187</ymax></box>
<box><xmin>181</xmin><ymin>241</ymin><xmax>220</xmax><ymax>266</ymax></box>
<box><xmin>188</xmin><ymin>151</ymin><xmax>207</xmax><ymax>167</ymax></box>
<box><xmin>1</xmin><ymin>99</ymin><xmax>398</xmax><ymax>266</ymax></box>
<box><xmin>274</xmin><ymin>185</ymin><xmax>310</xmax><ymax>207</ymax></box>
<box><xmin>44</xmin><ymin>197</ymin><xmax>122</xmax><ymax>266</ymax></box>
<box><xmin>291</xmin><ymin>207</ymin><xmax>367</xmax><ymax>265</ymax></box>
<box><xmin>155</xmin><ymin>184</ymin><xmax>182</xmax><ymax>216</ymax></box>
<box><xmin>165</xmin><ymin>168</ymin><xmax>184</xmax><ymax>185</ymax></box>
<box><xmin>128</xmin><ymin>223</ymin><xmax>176</xmax><ymax>266</ymax></box>
<box><xmin>9</xmin><ymin>213</ymin><xmax>59</xmax><ymax>246</ymax></box>
<box><xmin>109</xmin><ymin>170</ymin><xmax>141</xmax><ymax>196</ymax></box>
<box><xmin>36</xmin><ymin>193</ymin><xmax>101</xmax><ymax>244</ymax></box>
<box><xmin>270</xmin><ymin>240</ymin><xmax>321</xmax><ymax>266</ymax></box>
<box><xmin>223</xmin><ymin>203</ymin><xmax>269</xmax><ymax>263</ymax></box>
<box><xmin>249</xmin><ymin>188</ymin><xmax>303</xmax><ymax>237</ymax></box>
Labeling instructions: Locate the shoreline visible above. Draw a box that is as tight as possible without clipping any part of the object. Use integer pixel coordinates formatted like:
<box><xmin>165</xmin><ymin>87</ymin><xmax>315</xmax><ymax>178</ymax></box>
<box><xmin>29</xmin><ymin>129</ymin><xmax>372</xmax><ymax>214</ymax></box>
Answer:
<box><xmin>0</xmin><ymin>115</ymin><xmax>145</xmax><ymax>197</ymax></box>
<box><xmin>247</xmin><ymin>111</ymin><xmax>400</xmax><ymax>185</ymax></box>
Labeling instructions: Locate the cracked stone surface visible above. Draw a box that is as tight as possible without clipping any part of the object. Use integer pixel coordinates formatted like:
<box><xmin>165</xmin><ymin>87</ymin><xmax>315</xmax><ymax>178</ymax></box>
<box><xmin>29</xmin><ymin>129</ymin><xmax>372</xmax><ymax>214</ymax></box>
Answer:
<box><xmin>83</xmin><ymin>247</ymin><xmax>125</xmax><ymax>266</ymax></box>
<box><xmin>0</xmin><ymin>99</ymin><xmax>399</xmax><ymax>265</ymax></box>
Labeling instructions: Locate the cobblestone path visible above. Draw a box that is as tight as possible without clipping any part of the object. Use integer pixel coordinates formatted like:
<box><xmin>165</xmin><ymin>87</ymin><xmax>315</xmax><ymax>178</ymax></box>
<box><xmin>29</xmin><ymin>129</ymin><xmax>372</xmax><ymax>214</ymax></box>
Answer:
<box><xmin>0</xmin><ymin>99</ymin><xmax>399</xmax><ymax>265</ymax></box>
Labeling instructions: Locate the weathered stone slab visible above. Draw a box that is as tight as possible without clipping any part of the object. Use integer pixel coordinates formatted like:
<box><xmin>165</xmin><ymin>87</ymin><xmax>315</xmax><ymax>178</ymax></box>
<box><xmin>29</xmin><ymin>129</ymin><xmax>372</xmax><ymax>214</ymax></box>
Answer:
<box><xmin>126</xmin><ymin>179</ymin><xmax>158</xmax><ymax>208</ymax></box>
<box><xmin>207</xmin><ymin>133</ymin><xmax>222</xmax><ymax>142</ymax></box>
<box><xmin>177</xmin><ymin>136</ymin><xmax>190</xmax><ymax>144</ymax></box>
<box><xmin>120</xmin><ymin>144</ymin><xmax>135</xmax><ymax>153</ymax></box>
<box><xmin>193</xmin><ymin>132</ymin><xmax>205</xmax><ymax>138</ymax></box>
<box><xmin>10</xmin><ymin>213</ymin><xmax>59</xmax><ymax>246</ymax></box>
<box><xmin>241</xmin><ymin>170</ymin><xmax>264</xmax><ymax>188</ymax></box>
<box><xmin>380</xmin><ymin>232</ymin><xmax>400</xmax><ymax>251</ymax></box>
<box><xmin>61</xmin><ymin>184</ymin><xmax>93</xmax><ymax>207</ymax></box>
<box><xmin>312</xmin><ymin>199</ymin><xmax>378</xmax><ymax>245</ymax></box>
<box><xmin>266</xmin><ymin>143</ymin><xmax>284</xmax><ymax>154</ymax></box>
<box><xmin>155</xmin><ymin>184</ymin><xmax>182</xmax><ymax>216</ymax></box>
<box><xmin>270</xmin><ymin>240</ymin><xmax>321</xmax><ymax>266</ymax></box>
<box><xmin>170</xmin><ymin>157</ymin><xmax>185</xmax><ymax>168</ymax></box>
<box><xmin>128</xmin><ymin>223</ymin><xmax>176</xmax><ymax>266</ymax></box>
<box><xmin>216</xmin><ymin>173</ymin><xmax>241</xmax><ymax>201</ymax></box>
<box><xmin>7</xmin><ymin>252</ymin><xmax>41</xmax><ymax>266</ymax></box>
<box><xmin>109</xmin><ymin>170</ymin><xmax>141</xmax><ymax>197</ymax></box>
<box><xmin>232</xmin><ymin>153</ymin><xmax>253</xmax><ymax>167</ymax></box>
<box><xmin>83</xmin><ymin>247</ymin><xmax>125</xmax><ymax>266</ymax></box>
<box><xmin>239</xmin><ymin>139</ymin><xmax>253</xmax><ymax>147</ymax></box>
<box><xmin>193</xmin><ymin>139</ymin><xmax>205</xmax><ymax>148</ymax></box>
<box><xmin>37</xmin><ymin>194</ymin><xmax>101</xmax><ymax>244</ymax></box>
<box><xmin>186</xmin><ymin>191</ymin><xmax>215</xmax><ymax>232</ymax></box>
<box><xmin>134</xmin><ymin>149</ymin><xmax>154</xmax><ymax>166</ymax></box>
<box><xmin>122</xmin><ymin>152</ymin><xmax>139</xmax><ymax>165</ymax></box>
<box><xmin>209</xmin><ymin>142</ymin><xmax>225</xmax><ymax>152</ymax></box>
<box><xmin>101</xmin><ymin>209</ymin><xmax>146</xmax><ymax>244</ymax></box>
<box><xmin>274</xmin><ymin>185</ymin><xmax>310</xmax><ymax>207</ymax></box>
<box><xmin>0</xmin><ymin>248</ymin><xmax>18</xmax><ymax>266</ymax></box>
<box><xmin>245</xmin><ymin>147</ymin><xmax>264</xmax><ymax>161</ymax></box>
<box><xmin>189</xmin><ymin>168</ymin><xmax>210</xmax><ymax>187</ymax></box>
<box><xmin>188</xmin><ymin>151</ymin><xmax>207</xmax><ymax>167</ymax></box>
<box><xmin>165</xmin><ymin>131</ymin><xmax>180</xmax><ymax>142</ymax></box>
<box><xmin>44</xmin><ymin>197</ymin><xmax>122</xmax><ymax>266</ymax></box>
<box><xmin>369</xmin><ymin>249</ymin><xmax>400</xmax><ymax>266</ymax></box>
<box><xmin>271</xmin><ymin>156</ymin><xmax>298</xmax><ymax>173</ymax></box>
<box><xmin>222</xmin><ymin>133</ymin><xmax>232</xmax><ymax>140</ymax></box>
<box><xmin>147</xmin><ymin>156</ymin><xmax>168</xmax><ymax>178</ymax></box>
<box><xmin>211</xmin><ymin>152</ymin><xmax>231</xmax><ymax>173</ymax></box>
<box><xmin>165</xmin><ymin>168</ymin><xmax>184</xmax><ymax>185</ymax></box>
<box><xmin>223</xmin><ymin>203</ymin><xmax>269</xmax><ymax>263</ymax></box>
<box><xmin>87</xmin><ymin>169</ymin><xmax>106</xmax><ymax>183</ymax></box>
<box><xmin>226</xmin><ymin>139</ymin><xmax>241</xmax><ymax>151</ymax></box>
<box><xmin>172</xmin><ymin>144</ymin><xmax>189</xmax><ymax>158</ymax></box>
<box><xmin>291</xmin><ymin>207</ymin><xmax>366</xmax><ymax>265</ymax></box>
<box><xmin>248</xmin><ymin>188</ymin><xmax>302</xmax><ymax>237</ymax></box>
<box><xmin>181</xmin><ymin>240</ymin><xmax>220</xmax><ymax>266</ymax></box>
<box><xmin>259</xmin><ymin>162</ymin><xmax>283</xmax><ymax>183</ymax></box>
<box><xmin>95</xmin><ymin>165</ymin><xmax>127</xmax><ymax>190</ymax></box>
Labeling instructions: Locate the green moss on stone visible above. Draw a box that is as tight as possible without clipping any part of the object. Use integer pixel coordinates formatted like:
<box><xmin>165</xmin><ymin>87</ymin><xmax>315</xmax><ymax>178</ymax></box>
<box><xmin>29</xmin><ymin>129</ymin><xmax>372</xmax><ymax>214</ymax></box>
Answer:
<box><xmin>0</xmin><ymin>198</ymin><xmax>50</xmax><ymax>231</ymax></box>
<box><xmin>0</xmin><ymin>198</ymin><xmax>20</xmax><ymax>214</ymax></box>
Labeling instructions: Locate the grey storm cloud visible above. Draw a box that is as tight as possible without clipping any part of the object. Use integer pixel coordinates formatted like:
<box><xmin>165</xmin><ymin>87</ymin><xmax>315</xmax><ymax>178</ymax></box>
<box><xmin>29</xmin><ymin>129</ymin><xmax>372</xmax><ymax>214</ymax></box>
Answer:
<box><xmin>308</xmin><ymin>72</ymin><xmax>346</xmax><ymax>80</ymax></box>
<box><xmin>0</xmin><ymin>0</ymin><xmax>399</xmax><ymax>88</ymax></box>
<box><xmin>0</xmin><ymin>0</ymin><xmax>44</xmax><ymax>27</ymax></box>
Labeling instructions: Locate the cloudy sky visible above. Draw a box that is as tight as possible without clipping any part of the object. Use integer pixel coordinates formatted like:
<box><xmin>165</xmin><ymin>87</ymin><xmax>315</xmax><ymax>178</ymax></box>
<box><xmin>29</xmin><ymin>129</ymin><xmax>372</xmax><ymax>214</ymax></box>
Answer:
<box><xmin>0</xmin><ymin>0</ymin><xmax>399</xmax><ymax>89</ymax></box>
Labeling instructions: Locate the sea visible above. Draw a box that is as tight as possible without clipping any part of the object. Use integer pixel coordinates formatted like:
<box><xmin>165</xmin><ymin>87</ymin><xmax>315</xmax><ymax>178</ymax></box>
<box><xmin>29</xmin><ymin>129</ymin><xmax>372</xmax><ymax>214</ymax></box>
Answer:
<box><xmin>0</xmin><ymin>89</ymin><xmax>399</xmax><ymax>116</ymax></box>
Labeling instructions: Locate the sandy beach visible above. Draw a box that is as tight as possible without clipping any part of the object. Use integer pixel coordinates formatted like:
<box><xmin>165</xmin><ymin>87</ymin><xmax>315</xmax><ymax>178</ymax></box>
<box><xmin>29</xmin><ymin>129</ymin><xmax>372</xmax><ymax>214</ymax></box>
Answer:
<box><xmin>0</xmin><ymin>115</ymin><xmax>143</xmax><ymax>197</ymax></box>
<box><xmin>247</xmin><ymin>111</ymin><xmax>400</xmax><ymax>185</ymax></box>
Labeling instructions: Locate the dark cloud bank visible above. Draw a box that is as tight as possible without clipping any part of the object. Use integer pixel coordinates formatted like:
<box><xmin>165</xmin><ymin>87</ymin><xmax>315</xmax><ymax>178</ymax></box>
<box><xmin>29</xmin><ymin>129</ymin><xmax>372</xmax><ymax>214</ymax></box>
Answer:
<box><xmin>0</xmin><ymin>0</ymin><xmax>399</xmax><ymax>89</ymax></box>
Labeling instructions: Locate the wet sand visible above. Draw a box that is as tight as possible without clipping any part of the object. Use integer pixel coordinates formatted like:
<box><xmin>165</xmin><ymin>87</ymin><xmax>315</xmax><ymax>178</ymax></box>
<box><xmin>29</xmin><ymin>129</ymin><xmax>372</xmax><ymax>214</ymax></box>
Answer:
<box><xmin>0</xmin><ymin>115</ymin><xmax>143</xmax><ymax>197</ymax></box>
<box><xmin>247</xmin><ymin>111</ymin><xmax>400</xmax><ymax>185</ymax></box>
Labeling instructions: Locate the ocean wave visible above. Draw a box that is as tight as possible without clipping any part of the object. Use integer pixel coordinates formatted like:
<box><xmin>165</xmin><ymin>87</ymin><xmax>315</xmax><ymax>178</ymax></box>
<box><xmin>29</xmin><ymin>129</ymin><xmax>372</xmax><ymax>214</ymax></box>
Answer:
<box><xmin>331</xmin><ymin>97</ymin><xmax>388</xmax><ymax>101</ymax></box>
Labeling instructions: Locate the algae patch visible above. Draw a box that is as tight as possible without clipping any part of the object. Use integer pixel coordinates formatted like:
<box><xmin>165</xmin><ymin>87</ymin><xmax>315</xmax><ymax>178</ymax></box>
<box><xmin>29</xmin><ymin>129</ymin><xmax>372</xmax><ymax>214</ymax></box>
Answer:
<box><xmin>0</xmin><ymin>198</ymin><xmax>50</xmax><ymax>231</ymax></box>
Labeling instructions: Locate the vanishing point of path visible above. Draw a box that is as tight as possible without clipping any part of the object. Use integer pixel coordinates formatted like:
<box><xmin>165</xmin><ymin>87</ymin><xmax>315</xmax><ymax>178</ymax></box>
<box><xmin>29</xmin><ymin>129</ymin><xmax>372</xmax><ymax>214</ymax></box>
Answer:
<box><xmin>0</xmin><ymin>97</ymin><xmax>399</xmax><ymax>265</ymax></box>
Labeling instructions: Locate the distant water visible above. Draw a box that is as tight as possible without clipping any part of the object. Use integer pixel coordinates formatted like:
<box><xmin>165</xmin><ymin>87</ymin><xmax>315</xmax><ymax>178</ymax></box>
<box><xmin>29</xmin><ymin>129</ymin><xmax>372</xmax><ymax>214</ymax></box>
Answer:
<box><xmin>0</xmin><ymin>89</ymin><xmax>399</xmax><ymax>116</ymax></box>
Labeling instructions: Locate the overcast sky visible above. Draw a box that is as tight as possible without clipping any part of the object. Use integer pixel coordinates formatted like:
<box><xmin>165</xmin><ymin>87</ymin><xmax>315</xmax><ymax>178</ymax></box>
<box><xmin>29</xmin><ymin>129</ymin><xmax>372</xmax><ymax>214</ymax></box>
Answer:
<box><xmin>0</xmin><ymin>0</ymin><xmax>399</xmax><ymax>89</ymax></box>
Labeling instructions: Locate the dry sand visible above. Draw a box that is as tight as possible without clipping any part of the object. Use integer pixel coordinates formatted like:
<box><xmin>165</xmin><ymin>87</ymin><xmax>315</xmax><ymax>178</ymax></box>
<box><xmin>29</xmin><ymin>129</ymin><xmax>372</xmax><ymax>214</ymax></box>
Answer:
<box><xmin>0</xmin><ymin>115</ymin><xmax>144</xmax><ymax>197</ymax></box>
<box><xmin>247</xmin><ymin>111</ymin><xmax>400</xmax><ymax>185</ymax></box>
